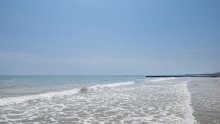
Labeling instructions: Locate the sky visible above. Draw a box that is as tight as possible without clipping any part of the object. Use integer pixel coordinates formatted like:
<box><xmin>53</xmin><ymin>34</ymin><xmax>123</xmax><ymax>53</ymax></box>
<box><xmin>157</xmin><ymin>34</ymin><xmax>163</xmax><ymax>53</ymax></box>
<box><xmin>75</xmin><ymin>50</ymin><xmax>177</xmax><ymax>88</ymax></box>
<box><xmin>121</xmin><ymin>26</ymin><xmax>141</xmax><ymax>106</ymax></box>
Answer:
<box><xmin>0</xmin><ymin>0</ymin><xmax>220</xmax><ymax>75</ymax></box>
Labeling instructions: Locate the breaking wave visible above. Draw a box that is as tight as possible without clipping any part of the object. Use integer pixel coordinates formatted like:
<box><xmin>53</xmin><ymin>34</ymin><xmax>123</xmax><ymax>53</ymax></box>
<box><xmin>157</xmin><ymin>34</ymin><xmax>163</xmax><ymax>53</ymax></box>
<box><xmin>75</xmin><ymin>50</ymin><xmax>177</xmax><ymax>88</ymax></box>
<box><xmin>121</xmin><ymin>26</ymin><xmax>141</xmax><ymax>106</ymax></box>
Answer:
<box><xmin>0</xmin><ymin>81</ymin><xmax>134</xmax><ymax>107</ymax></box>
<box><xmin>150</xmin><ymin>77</ymin><xmax>176</xmax><ymax>82</ymax></box>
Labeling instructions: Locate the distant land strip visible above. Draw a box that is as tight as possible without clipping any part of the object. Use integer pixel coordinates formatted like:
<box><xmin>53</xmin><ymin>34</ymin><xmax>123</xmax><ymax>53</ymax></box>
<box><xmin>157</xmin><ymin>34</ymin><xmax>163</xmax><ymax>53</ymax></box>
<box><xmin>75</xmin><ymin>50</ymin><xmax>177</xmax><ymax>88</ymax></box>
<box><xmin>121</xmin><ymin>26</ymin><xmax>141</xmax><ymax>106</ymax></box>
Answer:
<box><xmin>146</xmin><ymin>72</ymin><xmax>220</xmax><ymax>78</ymax></box>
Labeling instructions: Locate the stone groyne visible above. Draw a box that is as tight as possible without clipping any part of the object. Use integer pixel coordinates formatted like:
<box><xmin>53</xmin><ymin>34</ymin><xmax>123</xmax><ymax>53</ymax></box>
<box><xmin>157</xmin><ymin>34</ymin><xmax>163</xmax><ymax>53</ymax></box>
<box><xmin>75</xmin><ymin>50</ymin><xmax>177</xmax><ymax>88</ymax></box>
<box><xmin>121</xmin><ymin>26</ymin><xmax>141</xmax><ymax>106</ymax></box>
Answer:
<box><xmin>146</xmin><ymin>73</ymin><xmax>220</xmax><ymax>78</ymax></box>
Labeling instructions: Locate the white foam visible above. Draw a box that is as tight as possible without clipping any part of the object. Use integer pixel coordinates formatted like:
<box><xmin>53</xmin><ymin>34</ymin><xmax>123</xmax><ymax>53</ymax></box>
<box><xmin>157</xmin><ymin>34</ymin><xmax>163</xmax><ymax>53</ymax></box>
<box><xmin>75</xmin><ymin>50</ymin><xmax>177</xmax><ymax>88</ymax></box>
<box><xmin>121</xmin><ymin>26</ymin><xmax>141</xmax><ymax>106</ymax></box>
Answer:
<box><xmin>88</xmin><ymin>81</ymin><xmax>135</xmax><ymax>90</ymax></box>
<box><xmin>150</xmin><ymin>77</ymin><xmax>176</xmax><ymax>82</ymax></box>
<box><xmin>0</xmin><ymin>81</ymin><xmax>134</xmax><ymax>107</ymax></box>
<box><xmin>182</xmin><ymin>82</ymin><xmax>197</xmax><ymax>124</ymax></box>
<box><xmin>0</xmin><ymin>89</ymin><xmax>79</xmax><ymax>107</ymax></box>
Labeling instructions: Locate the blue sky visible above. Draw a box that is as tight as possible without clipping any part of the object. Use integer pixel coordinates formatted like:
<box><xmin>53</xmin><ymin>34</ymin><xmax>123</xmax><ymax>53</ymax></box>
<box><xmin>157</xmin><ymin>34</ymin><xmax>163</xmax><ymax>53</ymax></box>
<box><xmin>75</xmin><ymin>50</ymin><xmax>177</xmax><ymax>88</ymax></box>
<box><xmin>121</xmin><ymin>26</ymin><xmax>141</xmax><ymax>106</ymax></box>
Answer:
<box><xmin>0</xmin><ymin>0</ymin><xmax>220</xmax><ymax>75</ymax></box>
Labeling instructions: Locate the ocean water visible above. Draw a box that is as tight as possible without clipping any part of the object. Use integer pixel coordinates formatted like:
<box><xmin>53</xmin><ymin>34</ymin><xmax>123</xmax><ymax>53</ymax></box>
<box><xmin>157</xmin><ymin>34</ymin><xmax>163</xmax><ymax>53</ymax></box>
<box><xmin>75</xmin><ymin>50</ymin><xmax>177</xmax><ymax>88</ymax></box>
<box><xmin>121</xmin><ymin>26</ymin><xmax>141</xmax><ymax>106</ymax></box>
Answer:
<box><xmin>0</xmin><ymin>76</ymin><xmax>219</xmax><ymax>124</ymax></box>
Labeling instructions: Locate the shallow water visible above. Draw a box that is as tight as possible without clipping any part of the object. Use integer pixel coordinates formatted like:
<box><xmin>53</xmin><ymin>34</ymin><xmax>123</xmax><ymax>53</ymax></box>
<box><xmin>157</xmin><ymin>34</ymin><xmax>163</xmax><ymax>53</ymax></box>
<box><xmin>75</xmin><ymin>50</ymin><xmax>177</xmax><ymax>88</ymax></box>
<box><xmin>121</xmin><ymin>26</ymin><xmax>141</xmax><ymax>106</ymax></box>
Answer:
<box><xmin>188</xmin><ymin>78</ymin><xmax>220</xmax><ymax>124</ymax></box>
<box><xmin>0</xmin><ymin>76</ymin><xmax>219</xmax><ymax>123</ymax></box>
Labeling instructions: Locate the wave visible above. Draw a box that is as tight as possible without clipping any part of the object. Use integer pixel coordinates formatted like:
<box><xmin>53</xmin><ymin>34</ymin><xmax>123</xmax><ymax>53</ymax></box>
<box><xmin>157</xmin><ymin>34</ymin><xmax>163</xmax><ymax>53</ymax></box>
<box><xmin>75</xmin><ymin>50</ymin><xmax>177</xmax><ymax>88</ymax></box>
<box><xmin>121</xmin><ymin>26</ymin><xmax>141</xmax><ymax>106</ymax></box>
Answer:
<box><xmin>88</xmin><ymin>81</ymin><xmax>134</xmax><ymax>90</ymax></box>
<box><xmin>0</xmin><ymin>89</ymin><xmax>79</xmax><ymax>107</ymax></box>
<box><xmin>150</xmin><ymin>77</ymin><xmax>176</xmax><ymax>82</ymax></box>
<box><xmin>181</xmin><ymin>83</ymin><xmax>197</xmax><ymax>124</ymax></box>
<box><xmin>0</xmin><ymin>81</ymin><xmax>134</xmax><ymax>107</ymax></box>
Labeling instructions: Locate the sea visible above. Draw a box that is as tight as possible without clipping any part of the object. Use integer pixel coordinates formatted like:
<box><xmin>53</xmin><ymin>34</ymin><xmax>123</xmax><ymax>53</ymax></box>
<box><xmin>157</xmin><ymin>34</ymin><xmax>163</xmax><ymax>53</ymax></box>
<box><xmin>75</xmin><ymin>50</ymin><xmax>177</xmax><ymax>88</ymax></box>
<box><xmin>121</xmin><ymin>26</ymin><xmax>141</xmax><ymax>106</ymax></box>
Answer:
<box><xmin>0</xmin><ymin>75</ymin><xmax>219</xmax><ymax>124</ymax></box>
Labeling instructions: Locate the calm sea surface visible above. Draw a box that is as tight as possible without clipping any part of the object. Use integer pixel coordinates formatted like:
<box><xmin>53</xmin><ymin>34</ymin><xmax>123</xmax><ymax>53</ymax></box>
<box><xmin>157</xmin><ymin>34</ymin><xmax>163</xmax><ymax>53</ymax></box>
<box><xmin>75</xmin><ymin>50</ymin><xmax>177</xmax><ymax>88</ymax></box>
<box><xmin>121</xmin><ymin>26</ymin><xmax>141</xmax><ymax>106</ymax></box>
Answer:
<box><xmin>0</xmin><ymin>76</ymin><xmax>219</xmax><ymax>124</ymax></box>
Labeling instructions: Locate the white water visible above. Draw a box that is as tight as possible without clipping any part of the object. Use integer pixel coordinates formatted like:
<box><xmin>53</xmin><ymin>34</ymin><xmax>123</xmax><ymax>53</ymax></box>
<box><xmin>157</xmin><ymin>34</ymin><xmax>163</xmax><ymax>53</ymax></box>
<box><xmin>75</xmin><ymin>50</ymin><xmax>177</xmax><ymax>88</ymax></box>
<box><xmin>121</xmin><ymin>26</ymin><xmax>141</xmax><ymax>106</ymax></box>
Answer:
<box><xmin>0</xmin><ymin>81</ymin><xmax>134</xmax><ymax>107</ymax></box>
<box><xmin>0</xmin><ymin>76</ymin><xmax>196</xmax><ymax>123</ymax></box>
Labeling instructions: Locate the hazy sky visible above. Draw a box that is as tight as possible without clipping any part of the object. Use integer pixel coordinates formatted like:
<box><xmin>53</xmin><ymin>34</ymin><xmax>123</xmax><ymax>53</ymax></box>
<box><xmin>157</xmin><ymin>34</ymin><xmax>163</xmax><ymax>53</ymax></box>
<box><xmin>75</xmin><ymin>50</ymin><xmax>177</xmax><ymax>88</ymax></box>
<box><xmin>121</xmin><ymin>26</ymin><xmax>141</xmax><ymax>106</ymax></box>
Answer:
<box><xmin>0</xmin><ymin>0</ymin><xmax>220</xmax><ymax>75</ymax></box>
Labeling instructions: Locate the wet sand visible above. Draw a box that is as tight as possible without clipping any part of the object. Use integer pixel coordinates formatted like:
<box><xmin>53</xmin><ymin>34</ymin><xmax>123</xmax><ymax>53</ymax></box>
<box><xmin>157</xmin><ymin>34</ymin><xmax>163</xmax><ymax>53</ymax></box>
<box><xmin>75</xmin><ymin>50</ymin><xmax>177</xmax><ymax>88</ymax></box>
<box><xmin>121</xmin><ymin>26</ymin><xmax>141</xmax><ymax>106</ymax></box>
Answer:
<box><xmin>188</xmin><ymin>78</ymin><xmax>220</xmax><ymax>124</ymax></box>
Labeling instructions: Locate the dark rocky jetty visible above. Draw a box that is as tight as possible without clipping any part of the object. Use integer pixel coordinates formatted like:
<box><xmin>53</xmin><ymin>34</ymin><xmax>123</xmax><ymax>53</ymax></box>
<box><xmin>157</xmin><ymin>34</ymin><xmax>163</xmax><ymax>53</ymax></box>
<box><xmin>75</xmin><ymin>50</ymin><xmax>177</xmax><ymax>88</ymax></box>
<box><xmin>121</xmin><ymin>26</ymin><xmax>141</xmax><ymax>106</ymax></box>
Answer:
<box><xmin>146</xmin><ymin>72</ymin><xmax>220</xmax><ymax>78</ymax></box>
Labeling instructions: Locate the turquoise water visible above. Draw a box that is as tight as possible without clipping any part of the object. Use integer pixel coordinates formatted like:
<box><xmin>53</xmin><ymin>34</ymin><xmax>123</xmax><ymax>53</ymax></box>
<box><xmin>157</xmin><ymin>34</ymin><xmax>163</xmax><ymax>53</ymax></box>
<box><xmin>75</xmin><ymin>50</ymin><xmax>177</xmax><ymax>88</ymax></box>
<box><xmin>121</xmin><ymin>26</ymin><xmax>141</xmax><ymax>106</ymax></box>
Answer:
<box><xmin>0</xmin><ymin>76</ymin><xmax>219</xmax><ymax>123</ymax></box>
